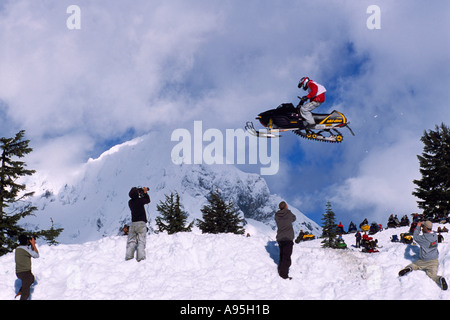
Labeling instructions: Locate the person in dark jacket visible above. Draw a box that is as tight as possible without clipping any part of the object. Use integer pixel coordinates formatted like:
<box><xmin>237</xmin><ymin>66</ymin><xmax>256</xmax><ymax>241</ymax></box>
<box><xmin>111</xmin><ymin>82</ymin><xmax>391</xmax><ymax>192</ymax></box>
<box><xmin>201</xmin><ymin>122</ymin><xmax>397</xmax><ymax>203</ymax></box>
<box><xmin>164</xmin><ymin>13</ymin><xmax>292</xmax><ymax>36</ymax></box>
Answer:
<box><xmin>275</xmin><ymin>201</ymin><xmax>296</xmax><ymax>279</ymax></box>
<box><xmin>355</xmin><ymin>231</ymin><xmax>362</xmax><ymax>248</ymax></box>
<box><xmin>125</xmin><ymin>187</ymin><xmax>150</xmax><ymax>262</ymax></box>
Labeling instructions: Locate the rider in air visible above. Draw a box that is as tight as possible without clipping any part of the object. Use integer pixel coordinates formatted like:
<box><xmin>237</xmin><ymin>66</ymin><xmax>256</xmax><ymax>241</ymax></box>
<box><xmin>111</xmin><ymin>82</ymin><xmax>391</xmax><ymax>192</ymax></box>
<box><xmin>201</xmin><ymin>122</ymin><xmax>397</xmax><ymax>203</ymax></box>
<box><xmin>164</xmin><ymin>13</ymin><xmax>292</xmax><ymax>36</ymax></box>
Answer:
<box><xmin>297</xmin><ymin>77</ymin><xmax>326</xmax><ymax>129</ymax></box>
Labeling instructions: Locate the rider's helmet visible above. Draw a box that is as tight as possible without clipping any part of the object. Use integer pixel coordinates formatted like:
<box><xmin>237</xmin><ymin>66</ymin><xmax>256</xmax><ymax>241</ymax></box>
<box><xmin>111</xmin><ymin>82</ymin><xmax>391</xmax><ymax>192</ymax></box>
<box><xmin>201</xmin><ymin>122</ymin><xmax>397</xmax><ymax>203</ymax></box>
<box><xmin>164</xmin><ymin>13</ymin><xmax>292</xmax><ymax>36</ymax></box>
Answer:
<box><xmin>298</xmin><ymin>77</ymin><xmax>310</xmax><ymax>90</ymax></box>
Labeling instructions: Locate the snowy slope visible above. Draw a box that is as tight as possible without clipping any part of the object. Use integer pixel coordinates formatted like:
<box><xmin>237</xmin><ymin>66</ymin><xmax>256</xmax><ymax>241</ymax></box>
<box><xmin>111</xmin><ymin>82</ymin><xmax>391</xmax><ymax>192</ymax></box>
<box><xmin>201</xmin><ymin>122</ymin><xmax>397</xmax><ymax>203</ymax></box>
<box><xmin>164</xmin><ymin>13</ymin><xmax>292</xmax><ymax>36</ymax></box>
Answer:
<box><xmin>22</xmin><ymin>130</ymin><xmax>320</xmax><ymax>244</ymax></box>
<box><xmin>1</xmin><ymin>224</ymin><xmax>449</xmax><ymax>300</ymax></box>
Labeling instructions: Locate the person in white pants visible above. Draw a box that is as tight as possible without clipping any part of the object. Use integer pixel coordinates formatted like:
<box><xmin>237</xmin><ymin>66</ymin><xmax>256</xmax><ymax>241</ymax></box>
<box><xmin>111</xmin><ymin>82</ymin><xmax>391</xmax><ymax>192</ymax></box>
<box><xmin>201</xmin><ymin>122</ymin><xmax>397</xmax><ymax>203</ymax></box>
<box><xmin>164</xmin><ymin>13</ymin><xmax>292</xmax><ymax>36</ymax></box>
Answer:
<box><xmin>125</xmin><ymin>187</ymin><xmax>150</xmax><ymax>262</ymax></box>
<box><xmin>297</xmin><ymin>77</ymin><xmax>327</xmax><ymax>128</ymax></box>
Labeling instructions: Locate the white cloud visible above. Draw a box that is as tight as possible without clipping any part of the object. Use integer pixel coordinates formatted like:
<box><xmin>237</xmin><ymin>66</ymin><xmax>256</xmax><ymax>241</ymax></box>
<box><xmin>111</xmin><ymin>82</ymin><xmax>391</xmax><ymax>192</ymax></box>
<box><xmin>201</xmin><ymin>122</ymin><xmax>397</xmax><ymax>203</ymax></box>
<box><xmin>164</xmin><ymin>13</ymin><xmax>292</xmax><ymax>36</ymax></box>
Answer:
<box><xmin>329</xmin><ymin>133</ymin><xmax>422</xmax><ymax>222</ymax></box>
<box><xmin>26</xmin><ymin>133</ymin><xmax>94</xmax><ymax>192</ymax></box>
<box><xmin>0</xmin><ymin>1</ymin><xmax>222</xmax><ymax>138</ymax></box>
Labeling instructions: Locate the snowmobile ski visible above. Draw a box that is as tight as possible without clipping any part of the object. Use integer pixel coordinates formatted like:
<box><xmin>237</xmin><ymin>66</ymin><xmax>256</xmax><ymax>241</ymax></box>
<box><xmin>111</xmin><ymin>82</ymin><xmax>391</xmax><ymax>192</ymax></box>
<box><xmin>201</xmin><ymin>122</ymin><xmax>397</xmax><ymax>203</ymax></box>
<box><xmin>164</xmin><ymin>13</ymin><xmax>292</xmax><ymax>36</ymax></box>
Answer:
<box><xmin>245</xmin><ymin>121</ymin><xmax>281</xmax><ymax>138</ymax></box>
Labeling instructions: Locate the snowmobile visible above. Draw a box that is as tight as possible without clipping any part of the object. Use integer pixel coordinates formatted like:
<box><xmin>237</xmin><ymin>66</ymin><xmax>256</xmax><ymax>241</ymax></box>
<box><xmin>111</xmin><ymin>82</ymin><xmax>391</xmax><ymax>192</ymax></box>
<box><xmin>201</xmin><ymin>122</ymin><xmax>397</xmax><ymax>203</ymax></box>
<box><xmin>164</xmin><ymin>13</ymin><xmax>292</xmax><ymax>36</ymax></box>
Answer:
<box><xmin>245</xmin><ymin>98</ymin><xmax>354</xmax><ymax>143</ymax></box>
<box><xmin>295</xmin><ymin>232</ymin><xmax>315</xmax><ymax>243</ymax></box>
<box><xmin>335</xmin><ymin>239</ymin><xmax>347</xmax><ymax>249</ymax></box>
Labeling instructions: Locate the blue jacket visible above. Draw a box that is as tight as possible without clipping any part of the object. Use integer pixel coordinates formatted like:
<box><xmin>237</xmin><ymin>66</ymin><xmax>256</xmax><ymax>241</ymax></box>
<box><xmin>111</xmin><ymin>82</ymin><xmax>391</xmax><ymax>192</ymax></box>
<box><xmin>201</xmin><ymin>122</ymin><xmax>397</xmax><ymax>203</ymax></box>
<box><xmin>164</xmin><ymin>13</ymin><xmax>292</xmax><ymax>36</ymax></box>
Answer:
<box><xmin>414</xmin><ymin>227</ymin><xmax>439</xmax><ymax>261</ymax></box>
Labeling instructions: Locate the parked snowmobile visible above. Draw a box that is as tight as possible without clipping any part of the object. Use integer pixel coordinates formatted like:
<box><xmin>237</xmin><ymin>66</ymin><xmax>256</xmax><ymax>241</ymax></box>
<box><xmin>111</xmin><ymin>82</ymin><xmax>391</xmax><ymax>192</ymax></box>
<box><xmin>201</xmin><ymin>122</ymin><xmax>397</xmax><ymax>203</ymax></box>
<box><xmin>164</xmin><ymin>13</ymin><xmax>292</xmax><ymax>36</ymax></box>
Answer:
<box><xmin>245</xmin><ymin>98</ymin><xmax>354</xmax><ymax>143</ymax></box>
<box><xmin>335</xmin><ymin>239</ymin><xmax>347</xmax><ymax>249</ymax></box>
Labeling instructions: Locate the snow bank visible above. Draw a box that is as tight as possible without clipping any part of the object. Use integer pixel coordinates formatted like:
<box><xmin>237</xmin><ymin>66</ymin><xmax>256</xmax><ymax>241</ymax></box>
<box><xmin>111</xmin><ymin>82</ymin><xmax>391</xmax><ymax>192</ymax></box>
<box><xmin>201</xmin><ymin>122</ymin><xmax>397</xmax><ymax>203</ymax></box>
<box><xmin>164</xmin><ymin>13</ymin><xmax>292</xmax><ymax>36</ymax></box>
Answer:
<box><xmin>1</xmin><ymin>224</ymin><xmax>449</xmax><ymax>300</ymax></box>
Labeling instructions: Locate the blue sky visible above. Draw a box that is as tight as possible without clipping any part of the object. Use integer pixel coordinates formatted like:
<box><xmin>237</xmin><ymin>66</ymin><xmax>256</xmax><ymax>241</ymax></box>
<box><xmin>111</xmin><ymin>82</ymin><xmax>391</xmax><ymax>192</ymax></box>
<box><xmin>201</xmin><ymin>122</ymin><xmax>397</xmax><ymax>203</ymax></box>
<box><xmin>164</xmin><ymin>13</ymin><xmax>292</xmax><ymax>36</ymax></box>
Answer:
<box><xmin>0</xmin><ymin>0</ymin><xmax>449</xmax><ymax>226</ymax></box>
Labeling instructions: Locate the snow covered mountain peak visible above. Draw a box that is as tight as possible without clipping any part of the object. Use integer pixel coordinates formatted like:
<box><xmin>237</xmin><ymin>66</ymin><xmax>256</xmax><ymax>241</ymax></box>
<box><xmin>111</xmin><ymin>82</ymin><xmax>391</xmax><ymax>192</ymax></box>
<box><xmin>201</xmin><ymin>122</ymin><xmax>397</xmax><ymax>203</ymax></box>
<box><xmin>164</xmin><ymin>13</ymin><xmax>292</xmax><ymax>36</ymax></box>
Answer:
<box><xmin>26</xmin><ymin>130</ymin><xmax>320</xmax><ymax>243</ymax></box>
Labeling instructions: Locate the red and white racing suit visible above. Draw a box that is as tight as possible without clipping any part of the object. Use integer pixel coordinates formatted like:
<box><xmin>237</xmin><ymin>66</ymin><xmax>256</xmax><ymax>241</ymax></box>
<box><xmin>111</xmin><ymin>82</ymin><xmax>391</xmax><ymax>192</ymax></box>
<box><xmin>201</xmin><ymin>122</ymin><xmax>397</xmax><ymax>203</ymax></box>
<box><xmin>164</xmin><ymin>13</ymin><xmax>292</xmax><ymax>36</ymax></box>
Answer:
<box><xmin>300</xmin><ymin>80</ymin><xmax>326</xmax><ymax>126</ymax></box>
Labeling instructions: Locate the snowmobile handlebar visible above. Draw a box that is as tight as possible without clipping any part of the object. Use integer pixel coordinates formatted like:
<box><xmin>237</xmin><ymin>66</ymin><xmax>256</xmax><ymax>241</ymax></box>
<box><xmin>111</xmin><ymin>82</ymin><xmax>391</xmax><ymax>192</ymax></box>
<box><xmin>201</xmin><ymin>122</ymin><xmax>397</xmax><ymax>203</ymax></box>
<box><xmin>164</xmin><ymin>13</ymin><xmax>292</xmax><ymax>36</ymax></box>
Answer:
<box><xmin>297</xmin><ymin>96</ymin><xmax>307</xmax><ymax>107</ymax></box>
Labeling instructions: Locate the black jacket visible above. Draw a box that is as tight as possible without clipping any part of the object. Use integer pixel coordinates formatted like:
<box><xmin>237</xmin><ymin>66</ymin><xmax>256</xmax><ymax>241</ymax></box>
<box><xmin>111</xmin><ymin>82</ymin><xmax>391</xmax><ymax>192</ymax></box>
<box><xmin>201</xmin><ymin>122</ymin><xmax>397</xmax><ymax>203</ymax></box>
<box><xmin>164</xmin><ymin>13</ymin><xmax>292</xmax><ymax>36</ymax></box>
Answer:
<box><xmin>128</xmin><ymin>188</ymin><xmax>151</xmax><ymax>222</ymax></box>
<box><xmin>275</xmin><ymin>208</ymin><xmax>296</xmax><ymax>241</ymax></box>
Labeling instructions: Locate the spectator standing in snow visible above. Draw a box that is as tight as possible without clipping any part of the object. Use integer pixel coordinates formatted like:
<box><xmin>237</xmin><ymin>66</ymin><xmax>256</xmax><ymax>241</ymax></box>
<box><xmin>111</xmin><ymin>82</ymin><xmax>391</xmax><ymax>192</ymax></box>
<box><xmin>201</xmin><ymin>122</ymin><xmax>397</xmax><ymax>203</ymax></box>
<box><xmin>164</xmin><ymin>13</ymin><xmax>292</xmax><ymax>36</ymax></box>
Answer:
<box><xmin>355</xmin><ymin>231</ymin><xmax>361</xmax><ymax>248</ymax></box>
<box><xmin>15</xmin><ymin>235</ymin><xmax>39</xmax><ymax>300</ymax></box>
<box><xmin>398</xmin><ymin>221</ymin><xmax>448</xmax><ymax>290</ymax></box>
<box><xmin>275</xmin><ymin>201</ymin><xmax>296</xmax><ymax>280</ymax></box>
<box><xmin>125</xmin><ymin>187</ymin><xmax>150</xmax><ymax>262</ymax></box>
<box><xmin>337</xmin><ymin>222</ymin><xmax>344</xmax><ymax>234</ymax></box>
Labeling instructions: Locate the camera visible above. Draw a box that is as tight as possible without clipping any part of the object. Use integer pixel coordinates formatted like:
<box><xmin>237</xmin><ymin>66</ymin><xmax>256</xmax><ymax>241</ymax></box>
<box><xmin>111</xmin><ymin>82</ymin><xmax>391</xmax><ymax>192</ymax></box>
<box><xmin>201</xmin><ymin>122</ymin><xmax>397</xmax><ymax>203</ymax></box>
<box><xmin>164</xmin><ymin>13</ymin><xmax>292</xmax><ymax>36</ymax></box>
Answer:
<box><xmin>137</xmin><ymin>186</ymin><xmax>149</xmax><ymax>198</ymax></box>
<box><xmin>18</xmin><ymin>234</ymin><xmax>36</xmax><ymax>246</ymax></box>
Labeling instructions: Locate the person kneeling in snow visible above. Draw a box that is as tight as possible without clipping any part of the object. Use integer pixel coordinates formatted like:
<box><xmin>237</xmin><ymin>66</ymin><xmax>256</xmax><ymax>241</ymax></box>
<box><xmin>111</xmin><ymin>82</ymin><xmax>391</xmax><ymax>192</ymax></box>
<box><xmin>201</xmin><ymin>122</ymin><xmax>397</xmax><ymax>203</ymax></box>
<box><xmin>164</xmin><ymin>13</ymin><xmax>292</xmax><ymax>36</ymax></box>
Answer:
<box><xmin>398</xmin><ymin>221</ymin><xmax>448</xmax><ymax>290</ymax></box>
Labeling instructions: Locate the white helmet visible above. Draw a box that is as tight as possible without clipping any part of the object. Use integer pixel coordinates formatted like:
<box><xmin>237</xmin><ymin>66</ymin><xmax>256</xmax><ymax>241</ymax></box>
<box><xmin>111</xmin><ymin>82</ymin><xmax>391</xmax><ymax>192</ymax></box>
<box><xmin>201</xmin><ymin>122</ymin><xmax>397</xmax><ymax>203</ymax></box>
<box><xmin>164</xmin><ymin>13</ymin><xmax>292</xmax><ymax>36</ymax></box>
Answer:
<box><xmin>298</xmin><ymin>77</ymin><xmax>310</xmax><ymax>90</ymax></box>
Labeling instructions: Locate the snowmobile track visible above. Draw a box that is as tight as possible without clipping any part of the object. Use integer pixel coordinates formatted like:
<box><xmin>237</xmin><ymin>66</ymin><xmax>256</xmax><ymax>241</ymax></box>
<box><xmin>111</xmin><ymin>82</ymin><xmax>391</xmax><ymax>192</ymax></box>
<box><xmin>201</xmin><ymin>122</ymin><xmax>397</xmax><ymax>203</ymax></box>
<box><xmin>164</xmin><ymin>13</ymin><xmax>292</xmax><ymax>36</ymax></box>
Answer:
<box><xmin>293</xmin><ymin>129</ymin><xmax>344</xmax><ymax>144</ymax></box>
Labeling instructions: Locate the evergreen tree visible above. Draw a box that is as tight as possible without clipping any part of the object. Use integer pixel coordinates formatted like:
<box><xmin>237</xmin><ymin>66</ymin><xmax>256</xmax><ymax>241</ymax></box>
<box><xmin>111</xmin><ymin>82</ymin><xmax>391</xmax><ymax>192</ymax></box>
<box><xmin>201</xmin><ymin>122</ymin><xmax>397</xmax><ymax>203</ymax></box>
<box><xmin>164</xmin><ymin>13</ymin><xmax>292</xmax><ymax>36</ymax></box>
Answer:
<box><xmin>197</xmin><ymin>189</ymin><xmax>245</xmax><ymax>235</ymax></box>
<box><xmin>321</xmin><ymin>201</ymin><xmax>338</xmax><ymax>248</ymax></box>
<box><xmin>45</xmin><ymin>218</ymin><xmax>64</xmax><ymax>246</ymax></box>
<box><xmin>0</xmin><ymin>130</ymin><xmax>63</xmax><ymax>256</ymax></box>
<box><xmin>412</xmin><ymin>123</ymin><xmax>450</xmax><ymax>220</ymax></box>
<box><xmin>155</xmin><ymin>191</ymin><xmax>193</xmax><ymax>234</ymax></box>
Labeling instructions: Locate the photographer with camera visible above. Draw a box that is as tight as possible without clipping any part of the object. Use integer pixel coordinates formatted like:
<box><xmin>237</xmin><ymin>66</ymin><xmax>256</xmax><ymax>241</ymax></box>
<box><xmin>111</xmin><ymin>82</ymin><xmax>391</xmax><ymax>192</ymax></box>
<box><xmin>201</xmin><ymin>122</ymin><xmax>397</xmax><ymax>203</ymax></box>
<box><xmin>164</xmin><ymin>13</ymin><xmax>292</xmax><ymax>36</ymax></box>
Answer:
<box><xmin>399</xmin><ymin>221</ymin><xmax>448</xmax><ymax>290</ymax></box>
<box><xmin>125</xmin><ymin>187</ymin><xmax>150</xmax><ymax>262</ymax></box>
<box><xmin>15</xmin><ymin>235</ymin><xmax>40</xmax><ymax>300</ymax></box>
